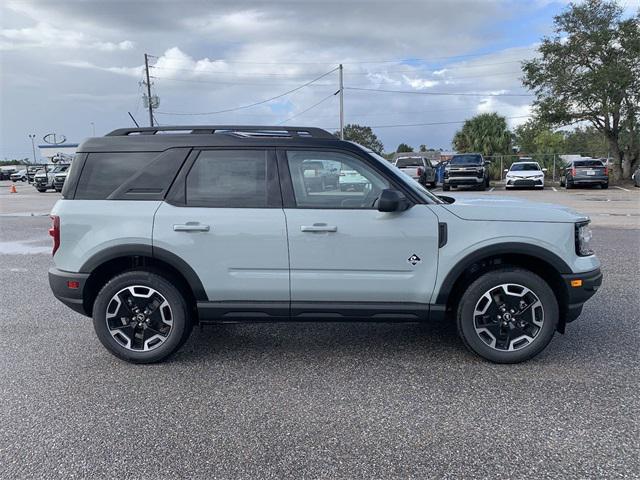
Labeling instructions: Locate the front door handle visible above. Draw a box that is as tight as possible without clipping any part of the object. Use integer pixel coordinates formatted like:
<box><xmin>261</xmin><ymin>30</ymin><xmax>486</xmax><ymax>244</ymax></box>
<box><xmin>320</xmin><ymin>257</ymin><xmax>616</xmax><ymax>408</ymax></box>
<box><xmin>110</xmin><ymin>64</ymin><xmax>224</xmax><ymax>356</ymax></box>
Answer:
<box><xmin>300</xmin><ymin>224</ymin><xmax>338</xmax><ymax>233</ymax></box>
<box><xmin>173</xmin><ymin>223</ymin><xmax>210</xmax><ymax>232</ymax></box>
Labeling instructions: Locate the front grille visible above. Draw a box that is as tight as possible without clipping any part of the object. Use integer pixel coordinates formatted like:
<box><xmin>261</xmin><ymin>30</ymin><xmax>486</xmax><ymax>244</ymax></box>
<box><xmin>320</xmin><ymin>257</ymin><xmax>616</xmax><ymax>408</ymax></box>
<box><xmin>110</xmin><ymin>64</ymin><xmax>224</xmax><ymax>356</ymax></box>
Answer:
<box><xmin>449</xmin><ymin>171</ymin><xmax>479</xmax><ymax>178</ymax></box>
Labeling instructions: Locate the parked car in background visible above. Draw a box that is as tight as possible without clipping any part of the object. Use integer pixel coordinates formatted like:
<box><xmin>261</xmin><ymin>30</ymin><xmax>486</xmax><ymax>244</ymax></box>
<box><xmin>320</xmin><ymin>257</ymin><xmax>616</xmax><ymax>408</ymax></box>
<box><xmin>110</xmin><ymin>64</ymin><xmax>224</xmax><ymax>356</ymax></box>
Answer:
<box><xmin>632</xmin><ymin>166</ymin><xmax>640</xmax><ymax>188</ymax></box>
<box><xmin>53</xmin><ymin>170</ymin><xmax>68</xmax><ymax>192</ymax></box>
<box><xmin>505</xmin><ymin>162</ymin><xmax>546</xmax><ymax>189</ymax></box>
<box><xmin>443</xmin><ymin>153</ymin><xmax>490</xmax><ymax>191</ymax></box>
<box><xmin>34</xmin><ymin>164</ymin><xmax>69</xmax><ymax>192</ymax></box>
<box><xmin>560</xmin><ymin>159</ymin><xmax>608</xmax><ymax>189</ymax></box>
<box><xmin>49</xmin><ymin>125</ymin><xmax>601</xmax><ymax>365</ymax></box>
<box><xmin>300</xmin><ymin>159</ymin><xmax>340</xmax><ymax>192</ymax></box>
<box><xmin>10</xmin><ymin>169</ymin><xmax>27</xmax><ymax>182</ymax></box>
<box><xmin>0</xmin><ymin>166</ymin><xmax>18</xmax><ymax>180</ymax></box>
<box><xmin>27</xmin><ymin>165</ymin><xmax>47</xmax><ymax>183</ymax></box>
<box><xmin>394</xmin><ymin>156</ymin><xmax>436</xmax><ymax>188</ymax></box>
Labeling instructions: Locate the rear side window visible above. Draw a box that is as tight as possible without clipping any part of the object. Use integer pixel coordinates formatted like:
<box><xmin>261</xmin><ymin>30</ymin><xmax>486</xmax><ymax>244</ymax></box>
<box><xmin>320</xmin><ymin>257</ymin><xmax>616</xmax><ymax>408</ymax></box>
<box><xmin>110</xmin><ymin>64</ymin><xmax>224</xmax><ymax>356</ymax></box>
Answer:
<box><xmin>75</xmin><ymin>153</ymin><xmax>156</xmax><ymax>199</ymax></box>
<box><xmin>186</xmin><ymin>150</ymin><xmax>268</xmax><ymax>207</ymax></box>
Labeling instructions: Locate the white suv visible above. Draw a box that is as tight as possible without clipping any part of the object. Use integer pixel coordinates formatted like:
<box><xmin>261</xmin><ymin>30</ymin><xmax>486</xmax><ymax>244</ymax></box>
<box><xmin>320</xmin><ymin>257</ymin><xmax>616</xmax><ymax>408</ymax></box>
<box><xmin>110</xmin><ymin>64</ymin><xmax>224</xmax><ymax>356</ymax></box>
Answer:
<box><xmin>48</xmin><ymin>126</ymin><xmax>602</xmax><ymax>364</ymax></box>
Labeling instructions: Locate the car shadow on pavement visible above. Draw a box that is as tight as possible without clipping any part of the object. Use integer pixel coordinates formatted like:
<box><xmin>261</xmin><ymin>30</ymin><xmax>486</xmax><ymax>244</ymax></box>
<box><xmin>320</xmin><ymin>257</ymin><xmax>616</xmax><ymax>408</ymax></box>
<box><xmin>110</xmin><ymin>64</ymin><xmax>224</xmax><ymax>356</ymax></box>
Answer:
<box><xmin>173</xmin><ymin>319</ymin><xmax>465</xmax><ymax>363</ymax></box>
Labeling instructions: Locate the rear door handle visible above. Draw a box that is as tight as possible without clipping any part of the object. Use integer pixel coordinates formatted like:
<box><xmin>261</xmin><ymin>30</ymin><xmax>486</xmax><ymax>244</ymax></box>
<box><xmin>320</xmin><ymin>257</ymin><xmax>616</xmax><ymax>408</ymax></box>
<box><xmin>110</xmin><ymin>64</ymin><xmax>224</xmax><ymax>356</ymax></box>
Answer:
<box><xmin>173</xmin><ymin>223</ymin><xmax>210</xmax><ymax>232</ymax></box>
<box><xmin>300</xmin><ymin>224</ymin><xmax>337</xmax><ymax>233</ymax></box>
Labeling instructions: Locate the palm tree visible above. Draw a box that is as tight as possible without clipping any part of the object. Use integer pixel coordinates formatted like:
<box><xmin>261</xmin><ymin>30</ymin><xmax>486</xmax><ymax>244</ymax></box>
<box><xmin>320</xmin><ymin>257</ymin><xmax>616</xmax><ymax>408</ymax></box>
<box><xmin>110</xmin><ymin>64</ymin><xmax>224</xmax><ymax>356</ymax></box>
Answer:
<box><xmin>453</xmin><ymin>113</ymin><xmax>512</xmax><ymax>156</ymax></box>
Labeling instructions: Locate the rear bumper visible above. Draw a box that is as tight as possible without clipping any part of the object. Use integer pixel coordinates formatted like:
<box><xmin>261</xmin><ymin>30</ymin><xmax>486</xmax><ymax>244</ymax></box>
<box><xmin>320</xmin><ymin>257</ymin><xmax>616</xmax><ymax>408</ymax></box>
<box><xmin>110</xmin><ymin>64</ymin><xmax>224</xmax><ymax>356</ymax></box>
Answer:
<box><xmin>562</xmin><ymin>268</ymin><xmax>602</xmax><ymax>322</ymax></box>
<box><xmin>49</xmin><ymin>268</ymin><xmax>90</xmax><ymax>316</ymax></box>
<box><xmin>572</xmin><ymin>175</ymin><xmax>608</xmax><ymax>184</ymax></box>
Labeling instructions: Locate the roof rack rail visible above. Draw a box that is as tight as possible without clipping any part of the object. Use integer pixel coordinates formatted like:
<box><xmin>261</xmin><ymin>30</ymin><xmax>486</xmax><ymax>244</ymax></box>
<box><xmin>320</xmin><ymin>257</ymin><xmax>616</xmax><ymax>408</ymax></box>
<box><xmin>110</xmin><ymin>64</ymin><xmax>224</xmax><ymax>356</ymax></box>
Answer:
<box><xmin>106</xmin><ymin>125</ymin><xmax>336</xmax><ymax>139</ymax></box>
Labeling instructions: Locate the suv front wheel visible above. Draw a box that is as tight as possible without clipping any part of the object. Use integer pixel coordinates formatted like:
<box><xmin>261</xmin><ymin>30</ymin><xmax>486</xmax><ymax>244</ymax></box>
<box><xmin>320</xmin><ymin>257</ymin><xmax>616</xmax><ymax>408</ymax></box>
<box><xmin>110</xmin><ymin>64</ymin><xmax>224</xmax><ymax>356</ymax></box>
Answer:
<box><xmin>456</xmin><ymin>268</ymin><xmax>558</xmax><ymax>363</ymax></box>
<box><xmin>93</xmin><ymin>271</ymin><xmax>192</xmax><ymax>363</ymax></box>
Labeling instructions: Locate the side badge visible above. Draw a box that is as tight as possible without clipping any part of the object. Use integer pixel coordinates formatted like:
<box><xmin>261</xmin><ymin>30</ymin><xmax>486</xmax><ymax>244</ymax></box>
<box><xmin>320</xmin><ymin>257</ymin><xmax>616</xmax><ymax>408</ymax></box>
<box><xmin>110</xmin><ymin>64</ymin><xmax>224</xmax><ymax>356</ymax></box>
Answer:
<box><xmin>408</xmin><ymin>254</ymin><xmax>421</xmax><ymax>266</ymax></box>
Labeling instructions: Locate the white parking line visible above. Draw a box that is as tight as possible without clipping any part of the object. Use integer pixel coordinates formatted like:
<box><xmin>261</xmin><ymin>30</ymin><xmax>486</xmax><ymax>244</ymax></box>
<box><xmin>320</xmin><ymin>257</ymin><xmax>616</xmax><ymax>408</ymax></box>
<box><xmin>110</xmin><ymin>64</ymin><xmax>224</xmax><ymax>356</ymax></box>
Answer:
<box><xmin>552</xmin><ymin>187</ymin><xmax>558</xmax><ymax>192</ymax></box>
<box><xmin>614</xmin><ymin>186</ymin><xmax>630</xmax><ymax>192</ymax></box>
<box><xmin>489</xmin><ymin>187</ymin><xmax>495</xmax><ymax>192</ymax></box>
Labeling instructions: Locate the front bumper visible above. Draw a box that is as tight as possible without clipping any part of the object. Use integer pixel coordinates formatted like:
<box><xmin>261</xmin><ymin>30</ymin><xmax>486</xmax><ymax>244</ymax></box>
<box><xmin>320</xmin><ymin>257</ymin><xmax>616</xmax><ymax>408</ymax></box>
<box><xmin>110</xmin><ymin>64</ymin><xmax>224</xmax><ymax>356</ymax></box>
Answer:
<box><xmin>49</xmin><ymin>268</ymin><xmax>90</xmax><ymax>316</ymax></box>
<box><xmin>562</xmin><ymin>268</ymin><xmax>602</xmax><ymax>322</ymax></box>
<box><xmin>444</xmin><ymin>176</ymin><xmax>484</xmax><ymax>186</ymax></box>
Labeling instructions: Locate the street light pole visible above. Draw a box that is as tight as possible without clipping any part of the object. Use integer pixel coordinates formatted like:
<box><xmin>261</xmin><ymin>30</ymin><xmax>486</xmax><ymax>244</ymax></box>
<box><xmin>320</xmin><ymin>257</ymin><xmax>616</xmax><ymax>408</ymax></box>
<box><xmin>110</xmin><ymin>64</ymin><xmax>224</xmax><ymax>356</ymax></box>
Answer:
<box><xmin>28</xmin><ymin>134</ymin><xmax>37</xmax><ymax>183</ymax></box>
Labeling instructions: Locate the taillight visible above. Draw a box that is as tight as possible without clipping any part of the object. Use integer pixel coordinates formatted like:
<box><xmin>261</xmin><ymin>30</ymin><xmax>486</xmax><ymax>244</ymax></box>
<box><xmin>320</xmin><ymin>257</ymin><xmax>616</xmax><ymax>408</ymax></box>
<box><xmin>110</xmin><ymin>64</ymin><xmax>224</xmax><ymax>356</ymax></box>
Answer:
<box><xmin>604</xmin><ymin>166</ymin><xmax>608</xmax><ymax>176</ymax></box>
<box><xmin>49</xmin><ymin>215</ymin><xmax>60</xmax><ymax>256</ymax></box>
<box><xmin>571</xmin><ymin>167</ymin><xmax>577</xmax><ymax>176</ymax></box>
<box><xmin>417</xmin><ymin>167</ymin><xmax>424</xmax><ymax>176</ymax></box>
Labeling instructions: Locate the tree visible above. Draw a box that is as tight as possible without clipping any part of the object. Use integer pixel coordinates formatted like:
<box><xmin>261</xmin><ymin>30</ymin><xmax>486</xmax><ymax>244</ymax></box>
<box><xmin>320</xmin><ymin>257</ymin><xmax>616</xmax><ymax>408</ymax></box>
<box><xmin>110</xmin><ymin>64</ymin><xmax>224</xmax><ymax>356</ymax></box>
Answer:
<box><xmin>396</xmin><ymin>143</ymin><xmax>413</xmax><ymax>153</ymax></box>
<box><xmin>564</xmin><ymin>126</ymin><xmax>608</xmax><ymax>157</ymax></box>
<box><xmin>335</xmin><ymin>124</ymin><xmax>384</xmax><ymax>152</ymax></box>
<box><xmin>419</xmin><ymin>144</ymin><xmax>428</xmax><ymax>152</ymax></box>
<box><xmin>514</xmin><ymin>119</ymin><xmax>548</xmax><ymax>154</ymax></box>
<box><xmin>522</xmin><ymin>0</ymin><xmax>640</xmax><ymax>179</ymax></box>
<box><xmin>452</xmin><ymin>113</ymin><xmax>512</xmax><ymax>156</ymax></box>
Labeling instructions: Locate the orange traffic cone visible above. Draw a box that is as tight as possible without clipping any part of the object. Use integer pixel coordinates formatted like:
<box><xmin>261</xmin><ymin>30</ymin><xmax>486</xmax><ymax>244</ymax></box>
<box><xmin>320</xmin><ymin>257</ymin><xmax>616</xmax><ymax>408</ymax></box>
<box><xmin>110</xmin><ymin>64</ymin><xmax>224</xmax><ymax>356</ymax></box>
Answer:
<box><xmin>9</xmin><ymin>184</ymin><xmax>17</xmax><ymax>193</ymax></box>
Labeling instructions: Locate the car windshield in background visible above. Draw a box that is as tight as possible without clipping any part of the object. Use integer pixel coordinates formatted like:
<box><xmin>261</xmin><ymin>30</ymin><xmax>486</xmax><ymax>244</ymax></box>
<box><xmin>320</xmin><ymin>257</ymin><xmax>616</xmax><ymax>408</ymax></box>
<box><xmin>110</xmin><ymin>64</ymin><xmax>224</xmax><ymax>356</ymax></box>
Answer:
<box><xmin>574</xmin><ymin>160</ymin><xmax>604</xmax><ymax>167</ymax></box>
<box><xmin>396</xmin><ymin>158</ymin><xmax>423</xmax><ymax>168</ymax></box>
<box><xmin>450</xmin><ymin>154</ymin><xmax>482</xmax><ymax>165</ymax></box>
<box><xmin>511</xmin><ymin>163</ymin><xmax>540</xmax><ymax>171</ymax></box>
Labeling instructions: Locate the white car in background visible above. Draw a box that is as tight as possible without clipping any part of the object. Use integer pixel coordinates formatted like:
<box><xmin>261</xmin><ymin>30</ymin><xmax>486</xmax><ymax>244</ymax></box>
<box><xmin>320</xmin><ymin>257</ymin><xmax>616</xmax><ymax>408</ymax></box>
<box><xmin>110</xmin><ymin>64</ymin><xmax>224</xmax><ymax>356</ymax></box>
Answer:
<box><xmin>505</xmin><ymin>161</ymin><xmax>547</xmax><ymax>189</ymax></box>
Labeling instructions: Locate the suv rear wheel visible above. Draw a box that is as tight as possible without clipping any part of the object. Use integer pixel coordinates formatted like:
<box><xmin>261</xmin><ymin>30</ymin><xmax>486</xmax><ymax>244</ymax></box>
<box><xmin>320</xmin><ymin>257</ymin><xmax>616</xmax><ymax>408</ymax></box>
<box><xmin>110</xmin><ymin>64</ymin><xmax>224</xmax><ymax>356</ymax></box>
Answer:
<box><xmin>93</xmin><ymin>271</ymin><xmax>192</xmax><ymax>363</ymax></box>
<box><xmin>456</xmin><ymin>268</ymin><xmax>558</xmax><ymax>363</ymax></box>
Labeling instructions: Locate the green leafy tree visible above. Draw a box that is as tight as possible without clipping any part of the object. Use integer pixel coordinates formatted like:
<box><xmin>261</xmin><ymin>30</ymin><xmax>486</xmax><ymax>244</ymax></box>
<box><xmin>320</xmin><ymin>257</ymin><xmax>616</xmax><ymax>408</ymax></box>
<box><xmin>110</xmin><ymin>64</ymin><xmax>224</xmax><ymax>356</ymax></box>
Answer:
<box><xmin>522</xmin><ymin>0</ymin><xmax>640</xmax><ymax>179</ymax></box>
<box><xmin>419</xmin><ymin>144</ymin><xmax>428</xmax><ymax>152</ymax></box>
<box><xmin>335</xmin><ymin>124</ymin><xmax>384</xmax><ymax>152</ymax></box>
<box><xmin>514</xmin><ymin>119</ymin><xmax>548</xmax><ymax>154</ymax></box>
<box><xmin>534</xmin><ymin>130</ymin><xmax>566</xmax><ymax>154</ymax></box>
<box><xmin>396</xmin><ymin>143</ymin><xmax>413</xmax><ymax>153</ymax></box>
<box><xmin>564</xmin><ymin>126</ymin><xmax>608</xmax><ymax>157</ymax></box>
<box><xmin>452</xmin><ymin>113</ymin><xmax>512</xmax><ymax>156</ymax></box>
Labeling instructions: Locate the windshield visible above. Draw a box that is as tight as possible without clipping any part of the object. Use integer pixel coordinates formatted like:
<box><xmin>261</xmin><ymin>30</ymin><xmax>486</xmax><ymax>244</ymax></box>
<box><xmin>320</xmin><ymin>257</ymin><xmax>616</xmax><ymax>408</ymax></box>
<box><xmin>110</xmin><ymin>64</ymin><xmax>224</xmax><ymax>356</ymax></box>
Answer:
<box><xmin>350</xmin><ymin>142</ymin><xmax>443</xmax><ymax>204</ymax></box>
<box><xmin>510</xmin><ymin>163</ymin><xmax>540</xmax><ymax>171</ymax></box>
<box><xmin>396</xmin><ymin>157</ymin><xmax>425</xmax><ymax>168</ymax></box>
<box><xmin>450</xmin><ymin>154</ymin><xmax>483</xmax><ymax>165</ymax></box>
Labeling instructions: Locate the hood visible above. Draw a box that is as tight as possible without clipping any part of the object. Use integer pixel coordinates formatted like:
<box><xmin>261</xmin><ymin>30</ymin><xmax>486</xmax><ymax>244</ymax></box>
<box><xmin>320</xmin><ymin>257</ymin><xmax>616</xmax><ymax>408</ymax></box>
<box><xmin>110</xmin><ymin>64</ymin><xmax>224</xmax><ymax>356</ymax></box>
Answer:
<box><xmin>442</xmin><ymin>196</ymin><xmax>588</xmax><ymax>223</ymax></box>
<box><xmin>506</xmin><ymin>170</ymin><xmax>544</xmax><ymax>178</ymax></box>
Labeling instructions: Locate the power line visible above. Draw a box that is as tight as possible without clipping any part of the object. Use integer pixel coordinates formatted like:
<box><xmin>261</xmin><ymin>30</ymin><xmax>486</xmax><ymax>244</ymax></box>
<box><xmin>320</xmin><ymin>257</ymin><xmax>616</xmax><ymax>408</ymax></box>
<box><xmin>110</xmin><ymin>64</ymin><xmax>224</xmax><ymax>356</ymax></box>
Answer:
<box><xmin>156</xmin><ymin>67</ymin><xmax>338</xmax><ymax>116</ymax></box>
<box><xmin>278</xmin><ymin>92</ymin><xmax>337</xmax><ymax>124</ymax></box>
<box><xmin>346</xmin><ymin>86</ymin><xmax>533</xmax><ymax>97</ymax></box>
<box><xmin>368</xmin><ymin>115</ymin><xmax>531</xmax><ymax>129</ymax></box>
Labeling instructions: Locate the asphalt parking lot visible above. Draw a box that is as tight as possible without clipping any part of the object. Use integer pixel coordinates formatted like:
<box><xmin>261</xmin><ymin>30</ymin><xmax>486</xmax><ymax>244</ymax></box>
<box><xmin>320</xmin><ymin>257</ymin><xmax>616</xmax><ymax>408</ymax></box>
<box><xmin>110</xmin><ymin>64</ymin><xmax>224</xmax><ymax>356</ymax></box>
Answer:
<box><xmin>1</xmin><ymin>180</ymin><xmax>639</xmax><ymax>478</ymax></box>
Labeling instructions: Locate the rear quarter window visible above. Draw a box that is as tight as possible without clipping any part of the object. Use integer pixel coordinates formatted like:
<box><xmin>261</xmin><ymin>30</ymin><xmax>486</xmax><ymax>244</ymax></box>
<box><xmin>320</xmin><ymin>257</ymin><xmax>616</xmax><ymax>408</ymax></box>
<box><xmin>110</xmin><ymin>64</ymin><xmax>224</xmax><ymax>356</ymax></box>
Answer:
<box><xmin>74</xmin><ymin>152</ymin><xmax>156</xmax><ymax>200</ymax></box>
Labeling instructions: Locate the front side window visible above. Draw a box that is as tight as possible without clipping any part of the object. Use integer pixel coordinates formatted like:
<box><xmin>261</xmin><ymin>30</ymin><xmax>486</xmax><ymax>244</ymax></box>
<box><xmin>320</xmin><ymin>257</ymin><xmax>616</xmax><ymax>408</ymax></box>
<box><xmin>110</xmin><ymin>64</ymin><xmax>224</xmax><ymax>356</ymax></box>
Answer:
<box><xmin>287</xmin><ymin>150</ymin><xmax>390</xmax><ymax>209</ymax></box>
<box><xmin>186</xmin><ymin>150</ymin><xmax>268</xmax><ymax>207</ymax></box>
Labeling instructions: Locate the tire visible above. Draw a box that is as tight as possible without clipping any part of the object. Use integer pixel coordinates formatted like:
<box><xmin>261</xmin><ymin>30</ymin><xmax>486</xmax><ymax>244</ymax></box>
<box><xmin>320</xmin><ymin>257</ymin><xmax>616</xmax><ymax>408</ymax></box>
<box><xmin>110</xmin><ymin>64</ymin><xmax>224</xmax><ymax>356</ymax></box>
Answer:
<box><xmin>430</xmin><ymin>182</ymin><xmax>437</xmax><ymax>189</ymax></box>
<box><xmin>566</xmin><ymin>180</ymin><xmax>573</xmax><ymax>189</ymax></box>
<box><xmin>443</xmin><ymin>185</ymin><xmax>450</xmax><ymax>192</ymax></box>
<box><xmin>601</xmin><ymin>183</ymin><xmax>608</xmax><ymax>189</ymax></box>
<box><xmin>92</xmin><ymin>270</ymin><xmax>192</xmax><ymax>364</ymax></box>
<box><xmin>456</xmin><ymin>268</ymin><xmax>558</xmax><ymax>364</ymax></box>
<box><xmin>559</xmin><ymin>177</ymin><xmax>565</xmax><ymax>187</ymax></box>
<box><xmin>36</xmin><ymin>188</ymin><xmax>46</xmax><ymax>192</ymax></box>
<box><xmin>55</xmin><ymin>188</ymin><xmax>62</xmax><ymax>192</ymax></box>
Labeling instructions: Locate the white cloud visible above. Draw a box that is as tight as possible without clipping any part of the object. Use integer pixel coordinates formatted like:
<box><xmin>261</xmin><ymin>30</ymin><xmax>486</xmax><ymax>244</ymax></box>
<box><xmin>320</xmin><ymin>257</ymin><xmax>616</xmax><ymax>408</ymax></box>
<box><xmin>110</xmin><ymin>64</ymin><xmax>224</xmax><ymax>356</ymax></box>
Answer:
<box><xmin>0</xmin><ymin>21</ymin><xmax>133</xmax><ymax>51</ymax></box>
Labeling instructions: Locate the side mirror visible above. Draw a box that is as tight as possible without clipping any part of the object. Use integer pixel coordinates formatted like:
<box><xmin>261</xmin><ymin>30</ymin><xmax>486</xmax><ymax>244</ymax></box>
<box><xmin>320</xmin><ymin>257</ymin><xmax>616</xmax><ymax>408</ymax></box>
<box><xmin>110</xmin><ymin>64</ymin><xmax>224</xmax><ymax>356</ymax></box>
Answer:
<box><xmin>484</xmin><ymin>161</ymin><xmax>491</xmax><ymax>165</ymax></box>
<box><xmin>542</xmin><ymin>168</ymin><xmax>548</xmax><ymax>172</ymax></box>
<box><xmin>504</xmin><ymin>169</ymin><xmax>509</xmax><ymax>173</ymax></box>
<box><xmin>377</xmin><ymin>189</ymin><xmax>410</xmax><ymax>212</ymax></box>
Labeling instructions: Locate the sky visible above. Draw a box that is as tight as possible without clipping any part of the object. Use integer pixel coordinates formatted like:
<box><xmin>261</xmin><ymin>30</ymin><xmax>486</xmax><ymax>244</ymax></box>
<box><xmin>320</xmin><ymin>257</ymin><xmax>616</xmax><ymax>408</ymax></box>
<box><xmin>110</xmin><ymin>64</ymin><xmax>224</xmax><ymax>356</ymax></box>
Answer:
<box><xmin>1</xmin><ymin>0</ymin><xmax>638</xmax><ymax>159</ymax></box>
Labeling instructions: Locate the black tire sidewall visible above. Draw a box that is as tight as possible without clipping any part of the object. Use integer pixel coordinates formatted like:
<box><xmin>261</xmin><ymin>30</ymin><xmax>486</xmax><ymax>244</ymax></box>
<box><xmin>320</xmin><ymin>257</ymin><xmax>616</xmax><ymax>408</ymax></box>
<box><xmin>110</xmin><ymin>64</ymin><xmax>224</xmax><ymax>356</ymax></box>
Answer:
<box><xmin>457</xmin><ymin>269</ymin><xmax>558</xmax><ymax>363</ymax></box>
<box><xmin>93</xmin><ymin>271</ymin><xmax>191</xmax><ymax>363</ymax></box>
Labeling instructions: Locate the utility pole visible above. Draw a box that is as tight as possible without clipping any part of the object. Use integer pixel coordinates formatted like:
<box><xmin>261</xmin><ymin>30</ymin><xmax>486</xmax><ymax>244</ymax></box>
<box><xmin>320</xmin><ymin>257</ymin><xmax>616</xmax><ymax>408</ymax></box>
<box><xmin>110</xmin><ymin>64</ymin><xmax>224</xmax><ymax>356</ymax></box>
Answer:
<box><xmin>339</xmin><ymin>64</ymin><xmax>344</xmax><ymax>140</ymax></box>
<box><xmin>144</xmin><ymin>53</ymin><xmax>154</xmax><ymax>127</ymax></box>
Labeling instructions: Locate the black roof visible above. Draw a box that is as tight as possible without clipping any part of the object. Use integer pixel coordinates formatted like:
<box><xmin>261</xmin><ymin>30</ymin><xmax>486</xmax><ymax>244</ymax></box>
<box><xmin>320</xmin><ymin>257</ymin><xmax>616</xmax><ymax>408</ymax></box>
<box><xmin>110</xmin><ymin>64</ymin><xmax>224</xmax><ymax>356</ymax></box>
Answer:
<box><xmin>78</xmin><ymin>125</ymin><xmax>340</xmax><ymax>153</ymax></box>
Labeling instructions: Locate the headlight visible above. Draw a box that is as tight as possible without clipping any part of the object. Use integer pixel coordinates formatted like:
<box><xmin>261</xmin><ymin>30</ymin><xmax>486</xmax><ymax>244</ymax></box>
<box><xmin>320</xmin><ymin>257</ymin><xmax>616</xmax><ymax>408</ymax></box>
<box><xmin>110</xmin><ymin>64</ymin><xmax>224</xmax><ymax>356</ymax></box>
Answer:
<box><xmin>575</xmin><ymin>221</ymin><xmax>593</xmax><ymax>256</ymax></box>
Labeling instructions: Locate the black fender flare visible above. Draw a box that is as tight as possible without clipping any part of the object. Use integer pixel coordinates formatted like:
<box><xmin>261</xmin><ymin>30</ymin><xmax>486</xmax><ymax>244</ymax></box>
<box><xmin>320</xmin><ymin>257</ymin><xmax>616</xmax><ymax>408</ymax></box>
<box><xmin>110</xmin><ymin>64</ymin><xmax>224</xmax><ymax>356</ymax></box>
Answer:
<box><xmin>80</xmin><ymin>243</ymin><xmax>207</xmax><ymax>301</ymax></box>
<box><xmin>434</xmin><ymin>242</ymin><xmax>572</xmax><ymax>305</ymax></box>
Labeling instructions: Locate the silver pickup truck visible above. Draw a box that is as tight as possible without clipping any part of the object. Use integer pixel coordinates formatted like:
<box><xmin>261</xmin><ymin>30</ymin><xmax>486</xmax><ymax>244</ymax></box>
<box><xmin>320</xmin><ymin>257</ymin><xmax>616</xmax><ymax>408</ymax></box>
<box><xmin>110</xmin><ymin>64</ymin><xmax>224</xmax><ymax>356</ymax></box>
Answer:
<box><xmin>394</xmin><ymin>156</ymin><xmax>436</xmax><ymax>188</ymax></box>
